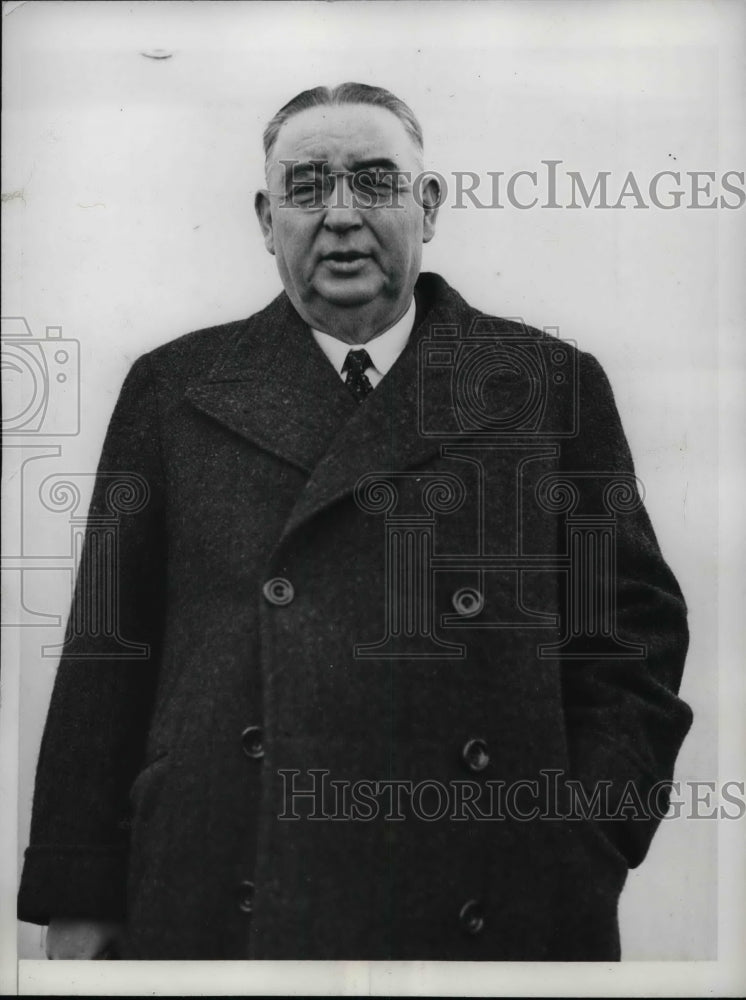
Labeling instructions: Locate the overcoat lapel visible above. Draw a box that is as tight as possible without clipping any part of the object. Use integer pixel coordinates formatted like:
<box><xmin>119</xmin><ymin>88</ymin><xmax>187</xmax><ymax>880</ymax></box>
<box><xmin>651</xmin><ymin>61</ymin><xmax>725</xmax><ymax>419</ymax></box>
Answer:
<box><xmin>185</xmin><ymin>293</ymin><xmax>357</xmax><ymax>473</ymax></box>
<box><xmin>185</xmin><ymin>273</ymin><xmax>478</xmax><ymax>539</ymax></box>
<box><xmin>279</xmin><ymin>274</ymin><xmax>474</xmax><ymax>541</ymax></box>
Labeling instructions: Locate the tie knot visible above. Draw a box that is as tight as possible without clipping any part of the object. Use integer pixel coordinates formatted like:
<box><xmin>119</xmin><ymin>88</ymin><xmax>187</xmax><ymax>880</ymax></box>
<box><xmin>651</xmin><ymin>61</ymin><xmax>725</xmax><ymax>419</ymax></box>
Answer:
<box><xmin>342</xmin><ymin>348</ymin><xmax>374</xmax><ymax>402</ymax></box>
<box><xmin>342</xmin><ymin>349</ymin><xmax>372</xmax><ymax>376</ymax></box>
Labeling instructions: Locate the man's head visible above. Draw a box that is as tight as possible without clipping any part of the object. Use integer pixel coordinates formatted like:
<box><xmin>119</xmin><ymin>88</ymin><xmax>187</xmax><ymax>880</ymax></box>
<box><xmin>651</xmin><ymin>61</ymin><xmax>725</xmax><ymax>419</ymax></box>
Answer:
<box><xmin>255</xmin><ymin>83</ymin><xmax>440</xmax><ymax>344</ymax></box>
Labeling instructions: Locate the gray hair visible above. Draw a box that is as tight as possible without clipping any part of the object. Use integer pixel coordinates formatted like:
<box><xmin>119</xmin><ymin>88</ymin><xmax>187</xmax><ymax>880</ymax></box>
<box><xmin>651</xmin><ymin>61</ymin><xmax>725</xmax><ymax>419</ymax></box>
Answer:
<box><xmin>263</xmin><ymin>82</ymin><xmax>424</xmax><ymax>169</ymax></box>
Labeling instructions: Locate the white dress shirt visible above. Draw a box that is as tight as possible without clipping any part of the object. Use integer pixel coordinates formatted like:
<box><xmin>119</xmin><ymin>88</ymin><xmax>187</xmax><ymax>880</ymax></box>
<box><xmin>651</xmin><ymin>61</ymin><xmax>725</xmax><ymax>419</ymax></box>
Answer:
<box><xmin>311</xmin><ymin>298</ymin><xmax>416</xmax><ymax>389</ymax></box>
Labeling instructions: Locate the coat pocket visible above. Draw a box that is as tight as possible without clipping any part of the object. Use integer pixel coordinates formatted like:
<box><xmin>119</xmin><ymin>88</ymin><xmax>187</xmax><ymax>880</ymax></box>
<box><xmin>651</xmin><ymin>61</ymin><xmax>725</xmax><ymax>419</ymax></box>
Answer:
<box><xmin>570</xmin><ymin>815</ymin><xmax>630</xmax><ymax>872</ymax></box>
<box><xmin>128</xmin><ymin>750</ymin><xmax>171</xmax><ymax>809</ymax></box>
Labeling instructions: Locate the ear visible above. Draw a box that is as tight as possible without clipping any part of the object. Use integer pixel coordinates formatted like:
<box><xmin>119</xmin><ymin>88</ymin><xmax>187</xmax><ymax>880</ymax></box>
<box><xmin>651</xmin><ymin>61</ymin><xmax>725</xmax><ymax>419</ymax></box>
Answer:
<box><xmin>419</xmin><ymin>174</ymin><xmax>441</xmax><ymax>244</ymax></box>
<box><xmin>254</xmin><ymin>189</ymin><xmax>276</xmax><ymax>255</ymax></box>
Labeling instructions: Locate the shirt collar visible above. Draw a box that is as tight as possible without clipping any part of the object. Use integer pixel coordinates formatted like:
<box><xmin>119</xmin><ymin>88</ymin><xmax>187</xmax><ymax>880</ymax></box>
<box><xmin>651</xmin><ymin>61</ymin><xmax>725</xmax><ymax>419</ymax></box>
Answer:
<box><xmin>311</xmin><ymin>298</ymin><xmax>416</xmax><ymax>378</ymax></box>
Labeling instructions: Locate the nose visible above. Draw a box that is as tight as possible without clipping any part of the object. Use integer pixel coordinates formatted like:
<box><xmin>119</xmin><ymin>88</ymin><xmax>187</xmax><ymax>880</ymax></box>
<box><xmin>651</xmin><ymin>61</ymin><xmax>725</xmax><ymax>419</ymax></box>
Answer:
<box><xmin>323</xmin><ymin>174</ymin><xmax>363</xmax><ymax>233</ymax></box>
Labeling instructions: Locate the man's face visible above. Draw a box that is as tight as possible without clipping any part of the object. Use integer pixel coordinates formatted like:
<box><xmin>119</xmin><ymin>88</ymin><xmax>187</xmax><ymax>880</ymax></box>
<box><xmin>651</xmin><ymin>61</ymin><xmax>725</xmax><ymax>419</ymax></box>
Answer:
<box><xmin>255</xmin><ymin>103</ymin><xmax>439</xmax><ymax>338</ymax></box>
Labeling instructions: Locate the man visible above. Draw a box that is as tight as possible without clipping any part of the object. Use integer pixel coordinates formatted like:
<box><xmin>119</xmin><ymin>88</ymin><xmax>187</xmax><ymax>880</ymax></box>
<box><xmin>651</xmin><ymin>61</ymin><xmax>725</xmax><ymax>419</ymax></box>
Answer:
<box><xmin>19</xmin><ymin>83</ymin><xmax>692</xmax><ymax>961</ymax></box>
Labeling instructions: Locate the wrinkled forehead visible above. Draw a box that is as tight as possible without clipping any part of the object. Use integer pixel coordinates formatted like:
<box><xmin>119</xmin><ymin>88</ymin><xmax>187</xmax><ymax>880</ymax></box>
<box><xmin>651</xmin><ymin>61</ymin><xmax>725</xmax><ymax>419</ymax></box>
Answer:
<box><xmin>267</xmin><ymin>103</ymin><xmax>423</xmax><ymax>180</ymax></box>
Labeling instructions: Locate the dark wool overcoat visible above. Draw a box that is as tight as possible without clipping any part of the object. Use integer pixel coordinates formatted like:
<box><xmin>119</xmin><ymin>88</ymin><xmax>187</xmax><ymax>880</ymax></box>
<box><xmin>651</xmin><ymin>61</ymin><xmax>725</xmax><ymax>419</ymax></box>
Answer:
<box><xmin>19</xmin><ymin>273</ymin><xmax>692</xmax><ymax>960</ymax></box>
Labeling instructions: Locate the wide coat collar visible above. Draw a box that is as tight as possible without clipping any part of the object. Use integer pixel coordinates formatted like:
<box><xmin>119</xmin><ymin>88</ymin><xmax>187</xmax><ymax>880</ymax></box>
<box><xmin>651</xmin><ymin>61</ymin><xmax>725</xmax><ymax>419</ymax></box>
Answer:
<box><xmin>185</xmin><ymin>272</ymin><xmax>490</xmax><ymax>540</ymax></box>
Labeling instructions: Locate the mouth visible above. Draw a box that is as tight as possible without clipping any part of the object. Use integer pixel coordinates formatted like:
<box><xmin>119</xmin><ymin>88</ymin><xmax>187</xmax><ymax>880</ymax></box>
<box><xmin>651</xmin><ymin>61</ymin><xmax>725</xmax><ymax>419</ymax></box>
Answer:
<box><xmin>323</xmin><ymin>251</ymin><xmax>370</xmax><ymax>262</ymax></box>
<box><xmin>321</xmin><ymin>251</ymin><xmax>371</xmax><ymax>273</ymax></box>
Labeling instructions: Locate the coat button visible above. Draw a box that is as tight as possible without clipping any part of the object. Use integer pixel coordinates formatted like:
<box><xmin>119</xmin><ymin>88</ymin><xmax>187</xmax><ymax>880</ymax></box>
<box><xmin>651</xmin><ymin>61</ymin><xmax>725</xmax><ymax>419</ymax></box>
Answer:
<box><xmin>461</xmin><ymin>737</ymin><xmax>490</xmax><ymax>772</ymax></box>
<box><xmin>263</xmin><ymin>577</ymin><xmax>295</xmax><ymax>606</ymax></box>
<box><xmin>459</xmin><ymin>899</ymin><xmax>485</xmax><ymax>936</ymax></box>
<box><xmin>241</xmin><ymin>725</ymin><xmax>265</xmax><ymax>759</ymax></box>
<box><xmin>452</xmin><ymin>587</ymin><xmax>484</xmax><ymax>617</ymax></box>
<box><xmin>237</xmin><ymin>880</ymin><xmax>255</xmax><ymax>914</ymax></box>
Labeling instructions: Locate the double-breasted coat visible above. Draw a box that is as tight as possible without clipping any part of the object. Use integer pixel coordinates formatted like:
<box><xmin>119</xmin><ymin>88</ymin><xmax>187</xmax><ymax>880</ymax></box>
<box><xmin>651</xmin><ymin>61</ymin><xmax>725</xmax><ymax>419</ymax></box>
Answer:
<box><xmin>18</xmin><ymin>273</ymin><xmax>692</xmax><ymax>960</ymax></box>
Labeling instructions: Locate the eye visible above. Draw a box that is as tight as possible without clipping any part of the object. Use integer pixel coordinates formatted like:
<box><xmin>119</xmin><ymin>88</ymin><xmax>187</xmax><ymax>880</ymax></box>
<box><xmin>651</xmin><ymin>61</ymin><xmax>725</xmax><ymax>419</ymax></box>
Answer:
<box><xmin>373</xmin><ymin>171</ymin><xmax>396</xmax><ymax>191</ymax></box>
<box><xmin>351</xmin><ymin>170</ymin><xmax>399</xmax><ymax>208</ymax></box>
<box><xmin>290</xmin><ymin>183</ymin><xmax>323</xmax><ymax>206</ymax></box>
<box><xmin>357</xmin><ymin>169</ymin><xmax>395</xmax><ymax>191</ymax></box>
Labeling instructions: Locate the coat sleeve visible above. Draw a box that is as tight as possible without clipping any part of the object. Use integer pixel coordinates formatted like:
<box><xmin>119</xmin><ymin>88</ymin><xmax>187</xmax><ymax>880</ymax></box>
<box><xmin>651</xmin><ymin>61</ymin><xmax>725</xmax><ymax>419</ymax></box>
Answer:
<box><xmin>18</xmin><ymin>354</ymin><xmax>166</xmax><ymax>924</ymax></box>
<box><xmin>559</xmin><ymin>350</ymin><xmax>692</xmax><ymax>867</ymax></box>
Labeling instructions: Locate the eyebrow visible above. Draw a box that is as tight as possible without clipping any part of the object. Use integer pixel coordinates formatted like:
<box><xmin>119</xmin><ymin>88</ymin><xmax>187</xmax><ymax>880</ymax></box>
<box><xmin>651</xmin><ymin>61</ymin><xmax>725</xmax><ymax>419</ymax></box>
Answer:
<box><xmin>348</xmin><ymin>158</ymin><xmax>402</xmax><ymax>173</ymax></box>
<box><xmin>284</xmin><ymin>157</ymin><xmax>403</xmax><ymax>179</ymax></box>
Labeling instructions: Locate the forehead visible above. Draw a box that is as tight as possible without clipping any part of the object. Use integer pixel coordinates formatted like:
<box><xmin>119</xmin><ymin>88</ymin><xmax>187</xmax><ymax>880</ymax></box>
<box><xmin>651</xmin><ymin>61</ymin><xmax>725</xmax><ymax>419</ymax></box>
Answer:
<box><xmin>269</xmin><ymin>103</ymin><xmax>420</xmax><ymax>173</ymax></box>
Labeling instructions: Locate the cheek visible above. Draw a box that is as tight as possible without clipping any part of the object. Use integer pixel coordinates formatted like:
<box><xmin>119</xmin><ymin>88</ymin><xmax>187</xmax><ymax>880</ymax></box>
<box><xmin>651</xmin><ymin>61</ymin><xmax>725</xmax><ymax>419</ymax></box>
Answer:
<box><xmin>274</xmin><ymin>221</ymin><xmax>312</xmax><ymax>265</ymax></box>
<box><xmin>375</xmin><ymin>210</ymin><xmax>423</xmax><ymax>259</ymax></box>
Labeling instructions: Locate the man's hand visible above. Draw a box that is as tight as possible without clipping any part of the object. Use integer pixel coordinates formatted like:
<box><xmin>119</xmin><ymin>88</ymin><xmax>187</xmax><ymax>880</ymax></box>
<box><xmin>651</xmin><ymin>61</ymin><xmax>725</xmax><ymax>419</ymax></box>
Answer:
<box><xmin>45</xmin><ymin>917</ymin><xmax>126</xmax><ymax>959</ymax></box>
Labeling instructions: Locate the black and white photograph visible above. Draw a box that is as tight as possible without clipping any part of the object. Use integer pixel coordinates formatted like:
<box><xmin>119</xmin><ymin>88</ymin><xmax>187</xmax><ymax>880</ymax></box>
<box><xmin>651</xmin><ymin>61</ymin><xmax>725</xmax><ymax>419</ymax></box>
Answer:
<box><xmin>2</xmin><ymin>1</ymin><xmax>744</xmax><ymax>996</ymax></box>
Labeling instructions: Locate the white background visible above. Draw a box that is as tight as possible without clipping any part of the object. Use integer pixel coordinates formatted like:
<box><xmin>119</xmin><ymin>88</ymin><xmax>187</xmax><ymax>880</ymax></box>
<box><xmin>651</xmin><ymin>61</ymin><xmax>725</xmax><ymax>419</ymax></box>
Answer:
<box><xmin>2</xmin><ymin>0</ymin><xmax>744</xmax><ymax>995</ymax></box>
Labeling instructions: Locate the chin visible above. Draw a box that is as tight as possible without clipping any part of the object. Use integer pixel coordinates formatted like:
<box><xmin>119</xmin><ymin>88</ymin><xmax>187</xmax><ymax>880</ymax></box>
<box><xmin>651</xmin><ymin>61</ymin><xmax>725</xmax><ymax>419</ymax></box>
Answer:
<box><xmin>313</xmin><ymin>276</ymin><xmax>382</xmax><ymax>308</ymax></box>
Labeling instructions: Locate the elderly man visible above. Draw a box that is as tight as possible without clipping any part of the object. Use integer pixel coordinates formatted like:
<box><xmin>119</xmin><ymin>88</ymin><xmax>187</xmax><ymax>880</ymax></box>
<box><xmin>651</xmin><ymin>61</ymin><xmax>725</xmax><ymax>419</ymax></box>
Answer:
<box><xmin>19</xmin><ymin>83</ymin><xmax>691</xmax><ymax>961</ymax></box>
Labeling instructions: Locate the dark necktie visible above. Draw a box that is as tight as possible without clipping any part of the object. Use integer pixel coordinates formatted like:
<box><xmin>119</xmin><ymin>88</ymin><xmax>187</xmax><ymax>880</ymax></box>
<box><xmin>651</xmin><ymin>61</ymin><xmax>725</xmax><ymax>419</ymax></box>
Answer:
<box><xmin>342</xmin><ymin>348</ymin><xmax>374</xmax><ymax>402</ymax></box>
